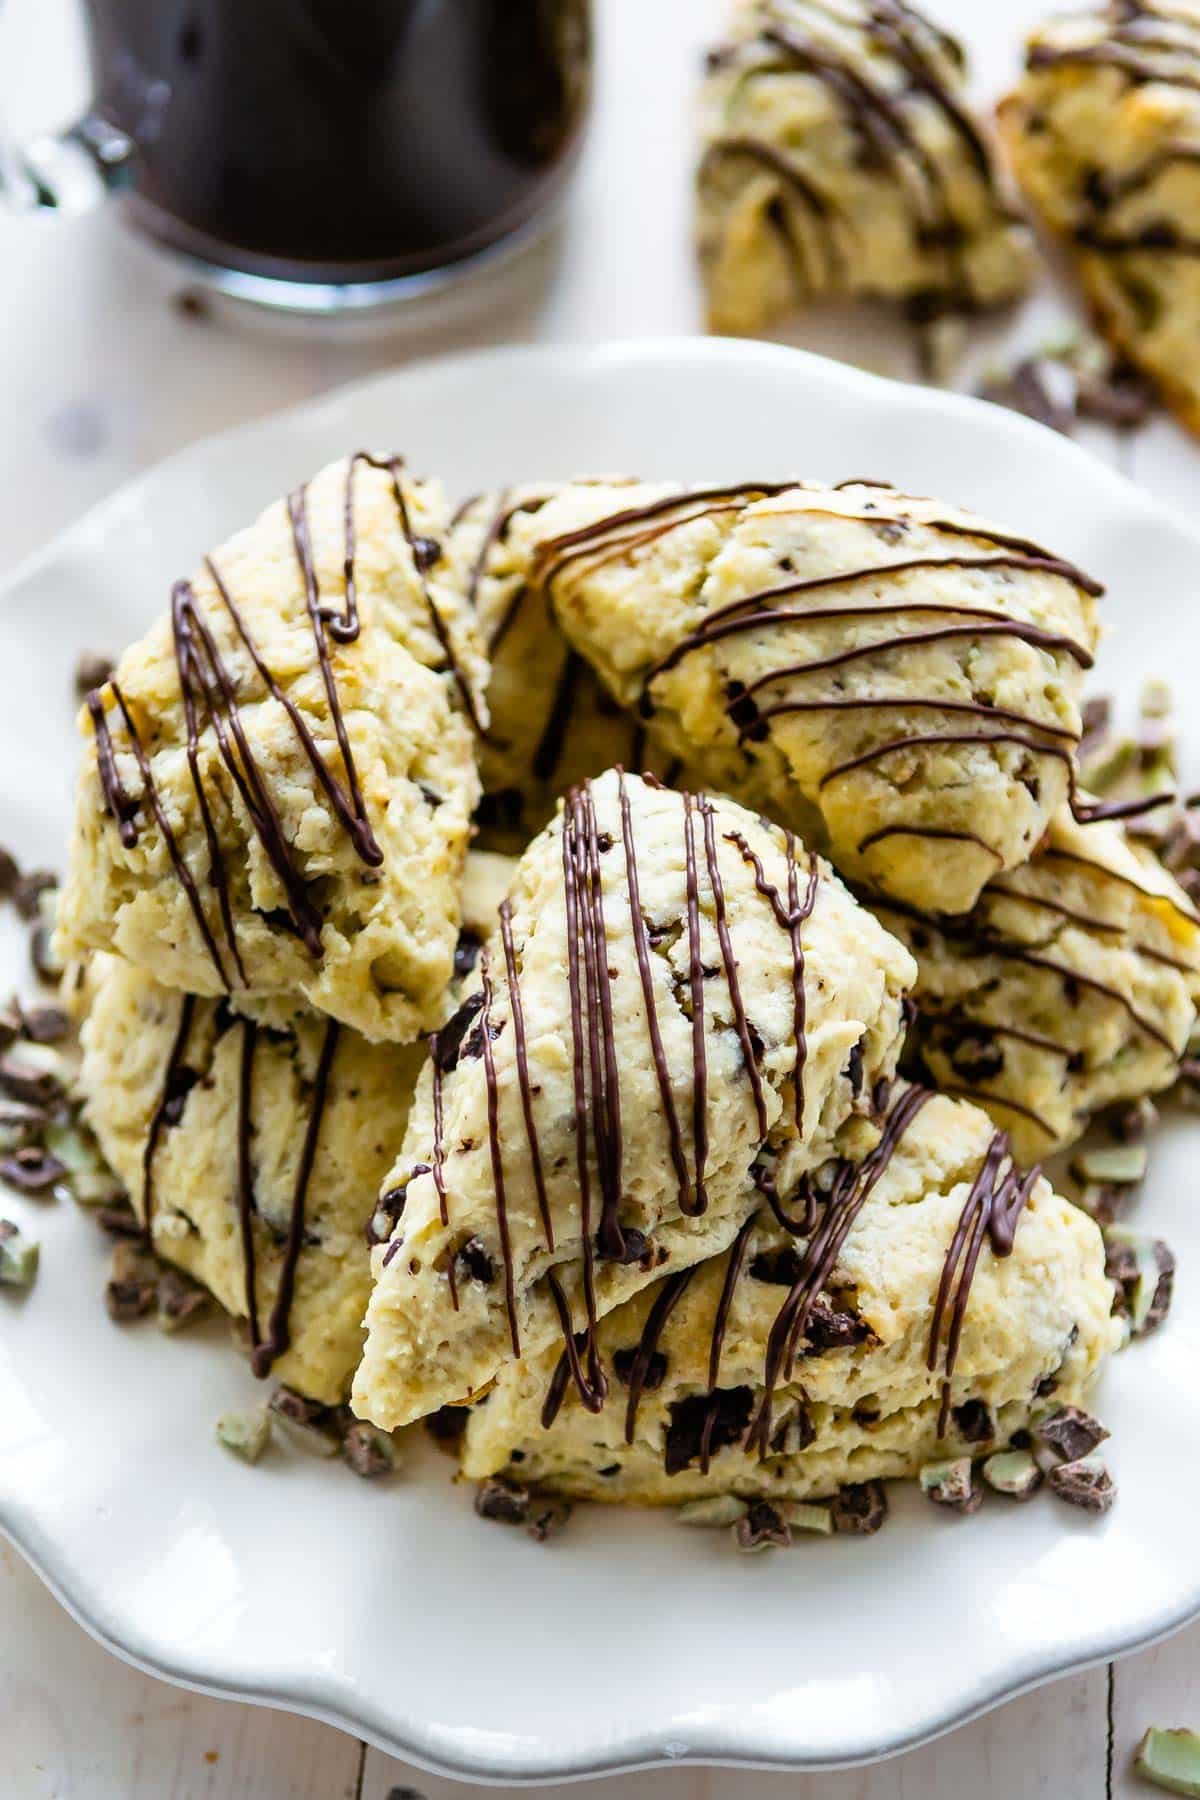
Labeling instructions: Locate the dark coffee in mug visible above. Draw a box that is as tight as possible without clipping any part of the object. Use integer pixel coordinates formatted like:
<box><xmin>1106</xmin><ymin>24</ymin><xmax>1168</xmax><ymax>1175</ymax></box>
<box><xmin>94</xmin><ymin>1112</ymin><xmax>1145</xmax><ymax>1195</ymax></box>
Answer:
<box><xmin>83</xmin><ymin>0</ymin><xmax>591</xmax><ymax>285</ymax></box>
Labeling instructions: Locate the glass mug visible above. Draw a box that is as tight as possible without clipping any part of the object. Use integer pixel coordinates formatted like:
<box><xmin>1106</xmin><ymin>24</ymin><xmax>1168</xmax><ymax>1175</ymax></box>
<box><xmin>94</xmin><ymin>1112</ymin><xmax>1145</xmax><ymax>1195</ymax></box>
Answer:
<box><xmin>4</xmin><ymin>0</ymin><xmax>591</xmax><ymax>311</ymax></box>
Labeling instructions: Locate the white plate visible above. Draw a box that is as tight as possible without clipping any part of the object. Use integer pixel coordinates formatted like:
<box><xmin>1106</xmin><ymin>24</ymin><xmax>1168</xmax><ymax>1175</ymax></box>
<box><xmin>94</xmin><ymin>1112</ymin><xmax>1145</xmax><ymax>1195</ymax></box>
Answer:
<box><xmin>2</xmin><ymin>339</ymin><xmax>1198</xmax><ymax>1785</ymax></box>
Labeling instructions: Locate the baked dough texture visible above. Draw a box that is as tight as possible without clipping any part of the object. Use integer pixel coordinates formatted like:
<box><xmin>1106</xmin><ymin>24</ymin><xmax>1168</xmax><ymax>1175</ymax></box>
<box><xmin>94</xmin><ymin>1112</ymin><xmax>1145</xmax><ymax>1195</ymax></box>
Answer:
<box><xmin>698</xmin><ymin>0</ymin><xmax>1032</xmax><ymax>335</ymax></box>
<box><xmin>1000</xmin><ymin>1</ymin><xmax>1200</xmax><ymax>436</ymax></box>
<box><xmin>537</xmin><ymin>478</ymin><xmax>1101</xmax><ymax>915</ymax></box>
<box><xmin>56</xmin><ymin>455</ymin><xmax>485</xmax><ymax>1043</ymax></box>
<box><xmin>871</xmin><ymin>809</ymin><xmax>1200</xmax><ymax>1160</ymax></box>
<box><xmin>352</xmin><ymin>769</ymin><xmax>915</xmax><ymax>1430</ymax></box>
<box><xmin>447</xmin><ymin>484</ymin><xmax>686</xmax><ymax>848</ymax></box>
<box><xmin>461</xmin><ymin>1089</ymin><xmax>1120</xmax><ymax>1503</ymax></box>
<box><xmin>79</xmin><ymin>954</ymin><xmax>423</xmax><ymax>1404</ymax></box>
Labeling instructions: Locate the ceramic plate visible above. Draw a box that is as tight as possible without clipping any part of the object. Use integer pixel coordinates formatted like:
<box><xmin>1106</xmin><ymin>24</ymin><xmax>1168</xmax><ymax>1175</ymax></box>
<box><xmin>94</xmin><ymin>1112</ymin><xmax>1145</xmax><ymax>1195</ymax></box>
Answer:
<box><xmin>2</xmin><ymin>340</ymin><xmax>1198</xmax><ymax>1784</ymax></box>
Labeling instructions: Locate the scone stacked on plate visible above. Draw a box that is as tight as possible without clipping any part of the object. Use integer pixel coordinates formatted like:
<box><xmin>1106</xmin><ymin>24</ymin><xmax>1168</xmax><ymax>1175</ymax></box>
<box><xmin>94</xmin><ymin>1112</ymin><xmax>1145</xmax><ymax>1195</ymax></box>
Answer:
<box><xmin>696</xmin><ymin>0</ymin><xmax>1033</xmax><ymax>335</ymax></box>
<box><xmin>999</xmin><ymin>0</ymin><xmax>1200</xmax><ymax>437</ymax></box>
<box><xmin>58</xmin><ymin>454</ymin><xmax>497</xmax><ymax>1403</ymax></box>
<box><xmin>60</xmin><ymin>455</ymin><xmax>1198</xmax><ymax>1531</ymax></box>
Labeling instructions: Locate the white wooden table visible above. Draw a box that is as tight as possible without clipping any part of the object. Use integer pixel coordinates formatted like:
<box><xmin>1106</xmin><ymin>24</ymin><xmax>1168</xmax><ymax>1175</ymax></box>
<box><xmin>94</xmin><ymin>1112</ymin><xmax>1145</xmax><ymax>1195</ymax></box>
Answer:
<box><xmin>1</xmin><ymin>0</ymin><xmax>1196</xmax><ymax>1793</ymax></box>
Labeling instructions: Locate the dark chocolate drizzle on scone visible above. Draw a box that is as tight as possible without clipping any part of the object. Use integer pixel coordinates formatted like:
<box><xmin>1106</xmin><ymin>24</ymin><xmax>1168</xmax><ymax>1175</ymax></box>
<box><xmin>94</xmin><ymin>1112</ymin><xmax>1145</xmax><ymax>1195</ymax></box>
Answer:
<box><xmin>141</xmin><ymin>998</ymin><xmax>340</xmax><ymax>1379</ymax></box>
<box><xmin>702</xmin><ymin>0</ymin><xmax>1019</xmax><ymax>315</ymax></box>
<box><xmin>85</xmin><ymin>453</ymin><xmax>467</xmax><ymax>985</ymax></box>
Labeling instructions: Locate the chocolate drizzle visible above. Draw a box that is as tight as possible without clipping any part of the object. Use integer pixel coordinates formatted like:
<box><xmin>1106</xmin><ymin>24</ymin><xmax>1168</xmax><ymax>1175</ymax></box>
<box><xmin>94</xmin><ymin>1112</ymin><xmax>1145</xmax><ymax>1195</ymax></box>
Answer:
<box><xmin>141</xmin><ymin>993</ymin><xmax>197</xmax><ymax>1227</ymax></box>
<box><xmin>498</xmin><ymin>896</ymin><xmax>553</xmax><ymax>1252</ymax></box>
<box><xmin>725</xmin><ymin>828</ymin><xmax>819</xmax><ymax>1133</ymax></box>
<box><xmin>705</xmin><ymin>0</ymin><xmax>1019</xmax><ymax>312</ymax></box>
<box><xmin>534</xmin><ymin>484</ymin><xmax>1114</xmax><ymax>863</ymax></box>
<box><xmin>622</xmin><ymin>1266</ymin><xmax>696</xmax><ymax>1444</ymax></box>
<box><xmin>745</xmin><ymin>1083</ymin><xmax>933</xmax><ymax>1455</ymax></box>
<box><xmin>87</xmin><ymin>452</ymin><xmax>488</xmax><ymax>986</ymax></box>
<box><xmin>927</xmin><ymin>1129</ymin><xmax>1037</xmax><ymax>1435</ymax></box>
<box><xmin>479</xmin><ymin>948</ymin><xmax>521</xmax><ymax>1357</ymax></box>
<box><xmin>226</xmin><ymin>1014</ymin><xmax>343</xmax><ymax>1380</ymax></box>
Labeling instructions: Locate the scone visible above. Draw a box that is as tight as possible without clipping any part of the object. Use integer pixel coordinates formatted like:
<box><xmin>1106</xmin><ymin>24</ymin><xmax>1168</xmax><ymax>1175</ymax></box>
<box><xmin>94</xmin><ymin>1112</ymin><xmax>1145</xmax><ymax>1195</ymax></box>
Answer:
<box><xmin>462</xmin><ymin>1087</ymin><xmax>1120</xmax><ymax>1503</ymax></box>
<box><xmin>78</xmin><ymin>955</ymin><xmax>424</xmax><ymax>1404</ymax></box>
<box><xmin>871</xmin><ymin>808</ymin><xmax>1200</xmax><ymax>1160</ymax></box>
<box><xmin>698</xmin><ymin>0</ymin><xmax>1033</xmax><ymax>335</ymax></box>
<box><xmin>448</xmin><ymin>484</ymin><xmax>686</xmax><ymax>849</ymax></box>
<box><xmin>1000</xmin><ymin>1</ymin><xmax>1200</xmax><ymax>435</ymax></box>
<box><xmin>352</xmin><ymin>769</ymin><xmax>916</xmax><ymax>1430</ymax></box>
<box><xmin>536</xmin><ymin>478</ymin><xmax>1102</xmax><ymax>914</ymax></box>
<box><xmin>56</xmin><ymin>454</ymin><xmax>485</xmax><ymax>1043</ymax></box>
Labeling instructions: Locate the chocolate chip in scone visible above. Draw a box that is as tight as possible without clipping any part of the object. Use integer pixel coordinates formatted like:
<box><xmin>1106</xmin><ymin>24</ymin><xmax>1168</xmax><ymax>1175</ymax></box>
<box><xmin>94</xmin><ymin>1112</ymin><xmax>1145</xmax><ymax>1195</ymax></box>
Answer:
<box><xmin>1047</xmin><ymin>1454</ymin><xmax>1115</xmax><ymax>1514</ymax></box>
<box><xmin>830</xmin><ymin>1480</ymin><xmax>888</xmax><ymax>1535</ymax></box>
<box><xmin>596</xmin><ymin>1222</ymin><xmax>650</xmax><ymax>1265</ymax></box>
<box><xmin>434</xmin><ymin>993</ymin><xmax>484</xmax><ymax>1073</ymax></box>
<box><xmin>411</xmin><ymin>534</ymin><xmax>442</xmax><ymax>572</ymax></box>
<box><xmin>844</xmin><ymin>1038</ymin><xmax>865</xmax><ymax>1096</ymax></box>
<box><xmin>803</xmin><ymin>1298</ymin><xmax>871</xmax><ymax>1352</ymax></box>
<box><xmin>475</xmin><ymin>1475</ymin><xmax>530</xmax><ymax>1525</ymax></box>
<box><xmin>663</xmin><ymin>1386</ymin><xmax>754</xmax><ymax>1475</ymax></box>
<box><xmin>366</xmin><ymin>1178</ymin><xmax>415</xmax><ymax>1248</ymax></box>
<box><xmin>952</xmin><ymin>1399</ymin><xmax>995</xmax><ymax>1445</ymax></box>
<box><xmin>453</xmin><ymin>1235</ymin><xmax>495</xmax><ymax>1287</ymax></box>
<box><xmin>612</xmin><ymin>1345</ymin><xmax>667</xmax><ymax>1391</ymax></box>
<box><xmin>749</xmin><ymin>1246</ymin><xmax>804</xmax><ymax>1286</ymax></box>
<box><xmin>733</xmin><ymin>1501</ymin><xmax>790</xmax><ymax>1552</ymax></box>
<box><xmin>453</xmin><ymin>928</ymin><xmax>484</xmax><ymax>980</ymax></box>
<box><xmin>770</xmin><ymin>1403</ymin><xmax>815</xmax><ymax>1453</ymax></box>
<box><xmin>424</xmin><ymin>1404</ymin><xmax>469</xmax><ymax>1450</ymax></box>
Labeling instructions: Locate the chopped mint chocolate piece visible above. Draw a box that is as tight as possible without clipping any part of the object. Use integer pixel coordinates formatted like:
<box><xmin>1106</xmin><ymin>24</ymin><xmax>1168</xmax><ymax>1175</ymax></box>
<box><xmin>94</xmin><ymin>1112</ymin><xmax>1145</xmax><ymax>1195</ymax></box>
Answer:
<box><xmin>216</xmin><ymin>1407</ymin><xmax>272</xmax><ymax>1465</ymax></box>
<box><xmin>96</xmin><ymin>1202</ymin><xmax>146</xmax><ymax>1239</ymax></box>
<box><xmin>526</xmin><ymin>1495</ymin><xmax>573</xmax><ymax>1543</ymax></box>
<box><xmin>1107</xmin><ymin>1096</ymin><xmax>1159</xmax><ymax>1142</ymax></box>
<box><xmin>677</xmin><ymin>1495</ymin><xmax>748</xmax><ymax>1528</ymax></box>
<box><xmin>74</xmin><ymin>651</ymin><xmax>114</xmax><ymax>700</ymax></box>
<box><xmin>19</xmin><ymin>1004</ymin><xmax>68</xmax><ymax>1044</ymax></box>
<box><xmin>1135</xmin><ymin>1727</ymin><xmax>1200</xmax><ymax>1796</ymax></box>
<box><xmin>0</xmin><ymin>1218</ymin><xmax>38</xmax><ymax>1288</ymax></box>
<box><xmin>831</xmin><ymin>1480</ymin><xmax>888</xmax><ymax>1535</ymax></box>
<box><xmin>1070</xmin><ymin>1144</ymin><xmax>1147</xmax><ymax>1187</ymax></box>
<box><xmin>782</xmin><ymin>1501</ymin><xmax>833</xmax><ymax>1536</ymax></box>
<box><xmin>267</xmin><ymin>1384</ymin><xmax>339</xmax><ymax>1456</ymax></box>
<box><xmin>1032</xmin><ymin>1405</ymin><xmax>1110</xmax><ymax>1468</ymax></box>
<box><xmin>475</xmin><ymin>1476</ymin><xmax>530</xmax><ymax>1525</ymax></box>
<box><xmin>1105</xmin><ymin>1229</ymin><xmax>1174</xmax><ymax>1337</ymax></box>
<box><xmin>156</xmin><ymin>1267</ymin><xmax>211</xmax><ymax>1331</ymax></box>
<box><xmin>1075</xmin><ymin>1181</ymin><xmax>1131</xmax><ymax>1228</ymax></box>
<box><xmin>1046</xmin><ymin>1453</ymin><xmax>1115</xmax><ymax>1514</ymax></box>
<box><xmin>13</xmin><ymin>871</ymin><xmax>55</xmax><ymax>923</ymax></box>
<box><xmin>919</xmin><ymin>1457</ymin><xmax>982</xmax><ymax>1514</ymax></box>
<box><xmin>0</xmin><ymin>1042</ymin><xmax>67</xmax><ymax>1107</ymax></box>
<box><xmin>982</xmin><ymin>1449</ymin><xmax>1042</xmax><ymax>1500</ymax></box>
<box><xmin>0</xmin><ymin>1145</ymin><xmax>67</xmax><ymax>1192</ymax></box>
<box><xmin>105</xmin><ymin>1240</ymin><xmax>158</xmax><ymax>1320</ymax></box>
<box><xmin>733</xmin><ymin>1501</ymin><xmax>790</xmax><ymax>1552</ymax></box>
<box><xmin>341</xmin><ymin>1421</ymin><xmax>397</xmax><ymax>1479</ymax></box>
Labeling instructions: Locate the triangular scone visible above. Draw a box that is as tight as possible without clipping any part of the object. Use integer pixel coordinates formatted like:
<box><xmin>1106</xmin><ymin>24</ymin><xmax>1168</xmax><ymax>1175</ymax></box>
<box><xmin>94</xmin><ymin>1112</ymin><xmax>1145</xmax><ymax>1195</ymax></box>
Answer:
<box><xmin>79</xmin><ymin>955</ymin><xmax>425</xmax><ymax>1405</ymax></box>
<box><xmin>55</xmin><ymin>455</ymin><xmax>485</xmax><ymax>1042</ymax></box>
<box><xmin>461</xmin><ymin>1088</ymin><xmax>1121</xmax><ymax>1504</ymax></box>
<box><xmin>871</xmin><ymin>808</ymin><xmax>1200</xmax><ymax>1160</ymax></box>
<box><xmin>447</xmin><ymin>483</ymin><xmax>686</xmax><ymax>849</ymax></box>
<box><xmin>537</xmin><ymin>479</ymin><xmax>1102</xmax><ymax>915</ymax></box>
<box><xmin>697</xmin><ymin>0</ymin><xmax>1032</xmax><ymax>336</ymax></box>
<box><xmin>352</xmin><ymin>770</ymin><xmax>915</xmax><ymax>1430</ymax></box>
<box><xmin>999</xmin><ymin>2</ymin><xmax>1200</xmax><ymax>437</ymax></box>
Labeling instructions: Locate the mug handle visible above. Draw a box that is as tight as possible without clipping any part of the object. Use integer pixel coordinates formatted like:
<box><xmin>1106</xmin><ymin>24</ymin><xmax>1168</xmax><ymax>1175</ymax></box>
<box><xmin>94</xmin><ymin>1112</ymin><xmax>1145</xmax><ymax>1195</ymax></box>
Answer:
<box><xmin>0</xmin><ymin>107</ymin><xmax>133</xmax><ymax>213</ymax></box>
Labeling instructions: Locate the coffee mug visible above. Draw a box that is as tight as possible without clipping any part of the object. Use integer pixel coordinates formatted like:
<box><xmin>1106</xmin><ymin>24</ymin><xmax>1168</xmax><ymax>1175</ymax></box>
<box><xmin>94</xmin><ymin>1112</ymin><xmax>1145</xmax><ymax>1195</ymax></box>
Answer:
<box><xmin>3</xmin><ymin>0</ymin><xmax>591</xmax><ymax>311</ymax></box>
